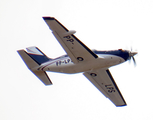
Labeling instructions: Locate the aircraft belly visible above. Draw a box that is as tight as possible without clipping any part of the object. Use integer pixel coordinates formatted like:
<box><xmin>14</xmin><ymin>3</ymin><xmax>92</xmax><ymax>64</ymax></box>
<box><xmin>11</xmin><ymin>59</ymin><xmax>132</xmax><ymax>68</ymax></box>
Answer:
<box><xmin>98</xmin><ymin>55</ymin><xmax>125</xmax><ymax>67</ymax></box>
<box><xmin>41</xmin><ymin>61</ymin><xmax>92</xmax><ymax>73</ymax></box>
<box><xmin>40</xmin><ymin>55</ymin><xmax>125</xmax><ymax>73</ymax></box>
<box><xmin>42</xmin><ymin>62</ymin><xmax>74</xmax><ymax>73</ymax></box>
<box><xmin>46</xmin><ymin>62</ymin><xmax>92</xmax><ymax>73</ymax></box>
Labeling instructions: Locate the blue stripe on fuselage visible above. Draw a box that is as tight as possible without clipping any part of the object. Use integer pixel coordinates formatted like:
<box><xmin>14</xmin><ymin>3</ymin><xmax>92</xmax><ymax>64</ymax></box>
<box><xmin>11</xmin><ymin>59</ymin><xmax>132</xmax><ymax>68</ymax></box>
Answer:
<box><xmin>93</xmin><ymin>50</ymin><xmax>129</xmax><ymax>61</ymax></box>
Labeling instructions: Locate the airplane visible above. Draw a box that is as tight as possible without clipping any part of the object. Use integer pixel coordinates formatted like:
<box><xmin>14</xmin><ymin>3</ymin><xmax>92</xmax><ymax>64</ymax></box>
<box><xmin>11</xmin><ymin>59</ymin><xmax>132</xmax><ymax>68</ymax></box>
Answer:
<box><xmin>17</xmin><ymin>17</ymin><xmax>137</xmax><ymax>107</ymax></box>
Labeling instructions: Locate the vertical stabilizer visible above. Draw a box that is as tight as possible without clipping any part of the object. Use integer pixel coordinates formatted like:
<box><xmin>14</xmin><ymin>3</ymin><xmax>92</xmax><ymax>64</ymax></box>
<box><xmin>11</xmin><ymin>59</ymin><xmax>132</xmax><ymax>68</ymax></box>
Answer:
<box><xmin>26</xmin><ymin>46</ymin><xmax>51</xmax><ymax>65</ymax></box>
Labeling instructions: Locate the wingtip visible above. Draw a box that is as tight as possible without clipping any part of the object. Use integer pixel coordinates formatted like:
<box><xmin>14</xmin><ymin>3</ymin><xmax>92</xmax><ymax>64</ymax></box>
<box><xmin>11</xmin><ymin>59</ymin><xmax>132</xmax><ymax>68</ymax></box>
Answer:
<box><xmin>42</xmin><ymin>17</ymin><xmax>55</xmax><ymax>20</ymax></box>
<box><xmin>116</xmin><ymin>103</ymin><xmax>127</xmax><ymax>107</ymax></box>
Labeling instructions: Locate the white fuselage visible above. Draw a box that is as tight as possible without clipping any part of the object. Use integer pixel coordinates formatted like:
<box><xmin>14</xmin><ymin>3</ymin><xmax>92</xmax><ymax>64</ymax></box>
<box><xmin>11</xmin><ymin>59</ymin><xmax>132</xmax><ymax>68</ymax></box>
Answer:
<box><xmin>37</xmin><ymin>54</ymin><xmax>125</xmax><ymax>74</ymax></box>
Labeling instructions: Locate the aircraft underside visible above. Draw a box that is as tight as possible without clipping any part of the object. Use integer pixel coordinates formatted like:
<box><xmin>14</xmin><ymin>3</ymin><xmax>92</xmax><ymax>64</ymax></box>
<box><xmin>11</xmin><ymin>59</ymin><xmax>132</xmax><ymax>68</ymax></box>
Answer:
<box><xmin>38</xmin><ymin>55</ymin><xmax>125</xmax><ymax>73</ymax></box>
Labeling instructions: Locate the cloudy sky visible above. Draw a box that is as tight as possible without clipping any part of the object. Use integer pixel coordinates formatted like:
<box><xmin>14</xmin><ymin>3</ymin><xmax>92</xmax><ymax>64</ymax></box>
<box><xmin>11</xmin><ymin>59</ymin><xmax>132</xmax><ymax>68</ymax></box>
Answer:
<box><xmin>0</xmin><ymin>0</ymin><xmax>153</xmax><ymax>120</ymax></box>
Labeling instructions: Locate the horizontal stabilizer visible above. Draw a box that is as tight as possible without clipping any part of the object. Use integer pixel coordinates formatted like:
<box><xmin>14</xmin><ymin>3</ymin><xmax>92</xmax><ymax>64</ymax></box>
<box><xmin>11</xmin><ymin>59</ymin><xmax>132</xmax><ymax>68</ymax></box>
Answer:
<box><xmin>31</xmin><ymin>70</ymin><xmax>52</xmax><ymax>85</ymax></box>
<box><xmin>17</xmin><ymin>50</ymin><xmax>52</xmax><ymax>85</ymax></box>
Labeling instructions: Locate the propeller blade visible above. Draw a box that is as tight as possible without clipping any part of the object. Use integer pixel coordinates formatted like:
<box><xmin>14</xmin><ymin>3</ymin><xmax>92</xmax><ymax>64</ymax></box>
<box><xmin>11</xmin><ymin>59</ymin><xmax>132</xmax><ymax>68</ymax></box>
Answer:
<box><xmin>128</xmin><ymin>50</ymin><xmax>137</xmax><ymax>67</ymax></box>
<box><xmin>132</xmin><ymin>56</ymin><xmax>136</xmax><ymax>66</ymax></box>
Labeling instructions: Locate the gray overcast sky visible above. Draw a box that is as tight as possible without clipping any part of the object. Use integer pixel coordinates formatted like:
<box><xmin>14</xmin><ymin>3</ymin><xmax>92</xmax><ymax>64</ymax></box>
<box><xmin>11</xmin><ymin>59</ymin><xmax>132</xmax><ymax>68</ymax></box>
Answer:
<box><xmin>0</xmin><ymin>0</ymin><xmax>153</xmax><ymax>120</ymax></box>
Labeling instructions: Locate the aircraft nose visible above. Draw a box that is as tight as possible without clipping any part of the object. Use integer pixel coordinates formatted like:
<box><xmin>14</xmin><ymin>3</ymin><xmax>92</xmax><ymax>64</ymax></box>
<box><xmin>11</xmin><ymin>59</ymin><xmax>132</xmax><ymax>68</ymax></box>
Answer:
<box><xmin>130</xmin><ymin>51</ymin><xmax>138</xmax><ymax>57</ymax></box>
<box><xmin>128</xmin><ymin>51</ymin><xmax>138</xmax><ymax>66</ymax></box>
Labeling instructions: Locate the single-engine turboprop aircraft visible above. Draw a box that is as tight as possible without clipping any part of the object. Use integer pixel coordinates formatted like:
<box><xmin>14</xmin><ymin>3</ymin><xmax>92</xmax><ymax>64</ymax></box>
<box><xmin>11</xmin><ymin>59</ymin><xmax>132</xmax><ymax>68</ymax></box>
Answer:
<box><xmin>18</xmin><ymin>17</ymin><xmax>137</xmax><ymax>107</ymax></box>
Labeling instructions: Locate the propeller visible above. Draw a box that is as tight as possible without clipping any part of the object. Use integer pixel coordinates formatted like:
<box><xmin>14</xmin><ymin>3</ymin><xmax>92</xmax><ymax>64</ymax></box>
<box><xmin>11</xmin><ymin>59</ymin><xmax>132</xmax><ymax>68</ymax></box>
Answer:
<box><xmin>128</xmin><ymin>50</ymin><xmax>138</xmax><ymax>66</ymax></box>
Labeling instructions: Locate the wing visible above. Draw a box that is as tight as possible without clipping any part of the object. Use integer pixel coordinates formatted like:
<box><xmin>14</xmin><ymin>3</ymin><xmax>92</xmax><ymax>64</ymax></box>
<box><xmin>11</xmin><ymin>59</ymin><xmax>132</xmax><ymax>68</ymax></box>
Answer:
<box><xmin>83</xmin><ymin>69</ymin><xmax>126</xmax><ymax>106</ymax></box>
<box><xmin>43</xmin><ymin>17</ymin><xmax>98</xmax><ymax>64</ymax></box>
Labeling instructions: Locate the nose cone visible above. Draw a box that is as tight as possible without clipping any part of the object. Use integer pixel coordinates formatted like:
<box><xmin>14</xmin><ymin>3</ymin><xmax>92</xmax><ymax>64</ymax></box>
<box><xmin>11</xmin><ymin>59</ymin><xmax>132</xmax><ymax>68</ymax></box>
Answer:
<box><xmin>130</xmin><ymin>51</ymin><xmax>138</xmax><ymax>57</ymax></box>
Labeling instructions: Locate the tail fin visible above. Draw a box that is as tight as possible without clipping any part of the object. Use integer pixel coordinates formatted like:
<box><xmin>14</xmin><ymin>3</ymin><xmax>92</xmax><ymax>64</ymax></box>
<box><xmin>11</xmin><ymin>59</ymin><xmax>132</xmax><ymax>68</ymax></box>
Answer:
<box><xmin>26</xmin><ymin>46</ymin><xmax>50</xmax><ymax>65</ymax></box>
<box><xmin>17</xmin><ymin>48</ymin><xmax>52</xmax><ymax>85</ymax></box>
